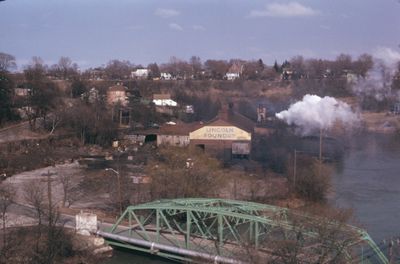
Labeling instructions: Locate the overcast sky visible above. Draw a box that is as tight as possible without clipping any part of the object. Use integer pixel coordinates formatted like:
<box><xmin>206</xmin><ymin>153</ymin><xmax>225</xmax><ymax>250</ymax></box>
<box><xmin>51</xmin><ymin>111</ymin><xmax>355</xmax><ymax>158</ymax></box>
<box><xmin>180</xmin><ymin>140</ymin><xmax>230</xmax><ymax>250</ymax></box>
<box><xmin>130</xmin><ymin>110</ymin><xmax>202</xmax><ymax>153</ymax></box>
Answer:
<box><xmin>1</xmin><ymin>0</ymin><xmax>400</xmax><ymax>70</ymax></box>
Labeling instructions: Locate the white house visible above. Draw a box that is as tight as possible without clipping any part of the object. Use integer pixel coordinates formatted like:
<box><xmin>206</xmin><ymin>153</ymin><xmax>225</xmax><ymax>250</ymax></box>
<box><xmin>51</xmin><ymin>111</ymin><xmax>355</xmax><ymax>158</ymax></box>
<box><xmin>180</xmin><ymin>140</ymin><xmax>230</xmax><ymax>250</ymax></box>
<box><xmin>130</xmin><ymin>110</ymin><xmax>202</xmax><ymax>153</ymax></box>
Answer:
<box><xmin>225</xmin><ymin>72</ymin><xmax>240</xmax><ymax>80</ymax></box>
<box><xmin>225</xmin><ymin>62</ymin><xmax>243</xmax><ymax>80</ymax></box>
<box><xmin>152</xmin><ymin>94</ymin><xmax>178</xmax><ymax>107</ymax></box>
<box><xmin>131</xmin><ymin>69</ymin><xmax>149</xmax><ymax>79</ymax></box>
<box><xmin>14</xmin><ymin>87</ymin><xmax>31</xmax><ymax>97</ymax></box>
<box><xmin>160</xmin><ymin>72</ymin><xmax>173</xmax><ymax>80</ymax></box>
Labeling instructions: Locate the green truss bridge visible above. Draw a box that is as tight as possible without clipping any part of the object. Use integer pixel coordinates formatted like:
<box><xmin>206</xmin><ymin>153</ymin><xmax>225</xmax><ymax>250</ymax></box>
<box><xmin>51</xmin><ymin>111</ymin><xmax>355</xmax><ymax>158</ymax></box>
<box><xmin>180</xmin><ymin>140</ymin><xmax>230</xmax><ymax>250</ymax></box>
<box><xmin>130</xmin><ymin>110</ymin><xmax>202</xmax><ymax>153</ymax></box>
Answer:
<box><xmin>97</xmin><ymin>198</ymin><xmax>388</xmax><ymax>263</ymax></box>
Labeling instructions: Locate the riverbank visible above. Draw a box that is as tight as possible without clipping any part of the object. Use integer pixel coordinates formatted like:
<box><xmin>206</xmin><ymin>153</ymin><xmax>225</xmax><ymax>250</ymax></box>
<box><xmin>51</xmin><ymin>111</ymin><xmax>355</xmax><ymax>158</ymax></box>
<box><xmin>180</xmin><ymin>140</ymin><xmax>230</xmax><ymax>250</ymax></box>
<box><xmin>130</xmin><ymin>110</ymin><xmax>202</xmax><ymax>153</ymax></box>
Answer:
<box><xmin>0</xmin><ymin>225</ymin><xmax>111</xmax><ymax>264</ymax></box>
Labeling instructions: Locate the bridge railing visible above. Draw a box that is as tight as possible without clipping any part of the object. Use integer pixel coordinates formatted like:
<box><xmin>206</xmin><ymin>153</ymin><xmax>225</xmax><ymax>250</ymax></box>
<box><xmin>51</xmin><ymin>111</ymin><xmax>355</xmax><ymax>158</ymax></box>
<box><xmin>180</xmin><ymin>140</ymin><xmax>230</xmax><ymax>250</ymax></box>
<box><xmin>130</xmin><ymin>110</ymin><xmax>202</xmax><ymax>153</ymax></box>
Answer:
<box><xmin>99</xmin><ymin>198</ymin><xmax>388</xmax><ymax>264</ymax></box>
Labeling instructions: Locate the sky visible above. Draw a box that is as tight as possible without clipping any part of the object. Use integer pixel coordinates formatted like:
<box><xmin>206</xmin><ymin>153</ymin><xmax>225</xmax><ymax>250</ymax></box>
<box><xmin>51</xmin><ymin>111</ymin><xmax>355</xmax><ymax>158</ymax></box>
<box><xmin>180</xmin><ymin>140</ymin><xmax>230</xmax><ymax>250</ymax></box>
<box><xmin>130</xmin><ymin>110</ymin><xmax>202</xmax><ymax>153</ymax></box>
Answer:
<box><xmin>1</xmin><ymin>0</ymin><xmax>400</xmax><ymax>70</ymax></box>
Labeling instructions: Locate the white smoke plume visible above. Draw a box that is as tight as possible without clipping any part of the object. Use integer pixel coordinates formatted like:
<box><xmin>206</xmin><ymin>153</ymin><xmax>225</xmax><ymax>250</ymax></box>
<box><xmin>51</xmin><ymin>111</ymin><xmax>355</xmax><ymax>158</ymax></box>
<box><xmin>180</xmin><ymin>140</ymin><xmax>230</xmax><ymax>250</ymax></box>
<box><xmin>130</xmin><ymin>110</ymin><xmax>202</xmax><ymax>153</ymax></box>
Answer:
<box><xmin>275</xmin><ymin>94</ymin><xmax>358</xmax><ymax>134</ymax></box>
<box><xmin>374</xmin><ymin>46</ymin><xmax>400</xmax><ymax>65</ymax></box>
<box><xmin>352</xmin><ymin>47</ymin><xmax>400</xmax><ymax>101</ymax></box>
<box><xmin>352</xmin><ymin>62</ymin><xmax>394</xmax><ymax>101</ymax></box>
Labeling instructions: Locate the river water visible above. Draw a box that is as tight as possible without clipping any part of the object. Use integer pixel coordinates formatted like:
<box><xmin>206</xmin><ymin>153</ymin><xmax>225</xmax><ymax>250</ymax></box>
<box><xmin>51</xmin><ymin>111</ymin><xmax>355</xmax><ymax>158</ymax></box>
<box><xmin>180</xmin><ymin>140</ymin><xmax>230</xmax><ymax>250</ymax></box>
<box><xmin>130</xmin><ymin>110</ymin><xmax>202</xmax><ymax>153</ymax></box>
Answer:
<box><xmin>332</xmin><ymin>132</ymin><xmax>400</xmax><ymax>242</ymax></box>
<box><xmin>104</xmin><ymin>132</ymin><xmax>400</xmax><ymax>262</ymax></box>
<box><xmin>103</xmin><ymin>249</ymin><xmax>176</xmax><ymax>264</ymax></box>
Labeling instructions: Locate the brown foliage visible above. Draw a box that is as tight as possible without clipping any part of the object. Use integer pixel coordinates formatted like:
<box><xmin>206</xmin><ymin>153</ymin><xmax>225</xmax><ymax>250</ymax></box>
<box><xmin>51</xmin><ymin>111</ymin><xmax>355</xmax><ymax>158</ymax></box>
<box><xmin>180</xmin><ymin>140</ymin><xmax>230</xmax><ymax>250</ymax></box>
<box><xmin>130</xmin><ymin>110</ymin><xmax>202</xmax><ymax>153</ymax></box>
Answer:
<box><xmin>146</xmin><ymin>146</ymin><xmax>226</xmax><ymax>200</ymax></box>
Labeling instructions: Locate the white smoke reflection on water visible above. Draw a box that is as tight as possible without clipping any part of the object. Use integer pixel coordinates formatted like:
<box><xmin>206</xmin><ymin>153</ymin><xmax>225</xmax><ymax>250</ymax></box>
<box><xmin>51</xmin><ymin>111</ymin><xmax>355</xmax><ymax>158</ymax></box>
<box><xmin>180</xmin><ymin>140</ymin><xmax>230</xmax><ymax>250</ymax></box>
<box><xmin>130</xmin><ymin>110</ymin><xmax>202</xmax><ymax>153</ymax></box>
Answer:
<box><xmin>275</xmin><ymin>94</ymin><xmax>359</xmax><ymax>135</ymax></box>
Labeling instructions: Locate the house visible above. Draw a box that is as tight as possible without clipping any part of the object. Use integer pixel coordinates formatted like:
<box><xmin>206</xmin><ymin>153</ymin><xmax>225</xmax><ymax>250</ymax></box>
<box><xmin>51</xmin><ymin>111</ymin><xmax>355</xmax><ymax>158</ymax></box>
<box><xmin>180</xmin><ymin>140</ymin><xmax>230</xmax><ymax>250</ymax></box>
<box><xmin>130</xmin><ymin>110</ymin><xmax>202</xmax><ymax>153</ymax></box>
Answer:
<box><xmin>225</xmin><ymin>73</ymin><xmax>240</xmax><ymax>81</ymax></box>
<box><xmin>160</xmin><ymin>72</ymin><xmax>173</xmax><ymax>80</ymax></box>
<box><xmin>152</xmin><ymin>94</ymin><xmax>177</xmax><ymax>107</ymax></box>
<box><xmin>391</xmin><ymin>102</ymin><xmax>400</xmax><ymax>114</ymax></box>
<box><xmin>107</xmin><ymin>84</ymin><xmax>129</xmax><ymax>106</ymax></box>
<box><xmin>14</xmin><ymin>87</ymin><xmax>31</xmax><ymax>97</ymax></box>
<box><xmin>131</xmin><ymin>69</ymin><xmax>149</xmax><ymax>79</ymax></box>
<box><xmin>281</xmin><ymin>68</ymin><xmax>294</xmax><ymax>80</ymax></box>
<box><xmin>225</xmin><ymin>62</ymin><xmax>243</xmax><ymax>80</ymax></box>
<box><xmin>346</xmin><ymin>71</ymin><xmax>358</xmax><ymax>84</ymax></box>
<box><xmin>156</xmin><ymin>122</ymin><xmax>199</xmax><ymax>147</ymax></box>
<box><xmin>87</xmin><ymin>68</ymin><xmax>105</xmax><ymax>80</ymax></box>
<box><xmin>185</xmin><ymin>105</ymin><xmax>194</xmax><ymax>114</ymax></box>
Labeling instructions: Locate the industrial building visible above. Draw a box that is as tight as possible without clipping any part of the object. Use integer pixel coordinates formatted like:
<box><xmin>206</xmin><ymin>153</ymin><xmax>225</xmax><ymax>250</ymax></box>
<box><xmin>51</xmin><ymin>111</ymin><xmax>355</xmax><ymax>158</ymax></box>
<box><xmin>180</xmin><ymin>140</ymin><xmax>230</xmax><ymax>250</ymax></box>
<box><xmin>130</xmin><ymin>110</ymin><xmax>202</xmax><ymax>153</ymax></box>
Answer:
<box><xmin>153</xmin><ymin>105</ymin><xmax>253</xmax><ymax>160</ymax></box>
<box><xmin>189</xmin><ymin>107</ymin><xmax>254</xmax><ymax>160</ymax></box>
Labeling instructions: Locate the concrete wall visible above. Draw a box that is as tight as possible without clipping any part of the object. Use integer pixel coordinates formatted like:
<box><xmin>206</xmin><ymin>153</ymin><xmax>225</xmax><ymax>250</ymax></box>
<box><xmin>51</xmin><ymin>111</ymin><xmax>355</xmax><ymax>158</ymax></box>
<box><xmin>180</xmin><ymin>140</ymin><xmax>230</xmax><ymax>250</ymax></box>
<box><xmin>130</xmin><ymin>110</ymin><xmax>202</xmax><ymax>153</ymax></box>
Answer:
<box><xmin>76</xmin><ymin>212</ymin><xmax>97</xmax><ymax>236</ymax></box>
<box><xmin>157</xmin><ymin>135</ymin><xmax>190</xmax><ymax>147</ymax></box>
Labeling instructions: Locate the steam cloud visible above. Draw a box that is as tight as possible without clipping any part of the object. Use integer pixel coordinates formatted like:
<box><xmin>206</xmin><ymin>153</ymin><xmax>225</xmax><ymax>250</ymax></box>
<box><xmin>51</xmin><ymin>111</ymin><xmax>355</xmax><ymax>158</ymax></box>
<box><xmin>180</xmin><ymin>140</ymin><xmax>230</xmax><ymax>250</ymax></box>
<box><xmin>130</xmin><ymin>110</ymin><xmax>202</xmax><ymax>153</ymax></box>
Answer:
<box><xmin>275</xmin><ymin>94</ymin><xmax>358</xmax><ymax>134</ymax></box>
<box><xmin>352</xmin><ymin>47</ymin><xmax>400</xmax><ymax>101</ymax></box>
<box><xmin>352</xmin><ymin>63</ymin><xmax>394</xmax><ymax>101</ymax></box>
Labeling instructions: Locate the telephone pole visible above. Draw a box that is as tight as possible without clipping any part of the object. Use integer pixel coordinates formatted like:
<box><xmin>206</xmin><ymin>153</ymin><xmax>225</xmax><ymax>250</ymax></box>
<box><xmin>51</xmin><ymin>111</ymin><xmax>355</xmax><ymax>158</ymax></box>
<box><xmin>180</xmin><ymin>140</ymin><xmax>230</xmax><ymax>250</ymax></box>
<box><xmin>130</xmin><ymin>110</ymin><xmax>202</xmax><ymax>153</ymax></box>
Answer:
<box><xmin>41</xmin><ymin>170</ymin><xmax>57</xmax><ymax>226</ymax></box>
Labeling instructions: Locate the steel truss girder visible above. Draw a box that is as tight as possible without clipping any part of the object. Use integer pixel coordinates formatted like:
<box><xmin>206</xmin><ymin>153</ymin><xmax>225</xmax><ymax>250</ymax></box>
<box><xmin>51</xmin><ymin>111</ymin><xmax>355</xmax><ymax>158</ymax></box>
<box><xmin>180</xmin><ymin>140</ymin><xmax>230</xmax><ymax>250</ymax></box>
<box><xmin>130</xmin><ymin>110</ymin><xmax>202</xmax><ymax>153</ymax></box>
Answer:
<box><xmin>105</xmin><ymin>198</ymin><xmax>388</xmax><ymax>264</ymax></box>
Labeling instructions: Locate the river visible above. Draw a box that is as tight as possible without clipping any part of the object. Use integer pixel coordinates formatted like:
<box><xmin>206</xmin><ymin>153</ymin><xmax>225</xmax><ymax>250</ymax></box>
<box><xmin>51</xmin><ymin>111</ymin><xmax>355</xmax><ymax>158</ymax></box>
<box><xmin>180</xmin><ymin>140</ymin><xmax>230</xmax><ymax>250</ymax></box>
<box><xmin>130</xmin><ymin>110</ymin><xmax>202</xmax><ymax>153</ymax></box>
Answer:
<box><xmin>103</xmin><ymin>248</ymin><xmax>177</xmax><ymax>264</ymax></box>
<box><xmin>105</xmin><ymin>132</ymin><xmax>400</xmax><ymax>262</ymax></box>
<box><xmin>332</xmin><ymin>132</ymin><xmax>400</xmax><ymax>242</ymax></box>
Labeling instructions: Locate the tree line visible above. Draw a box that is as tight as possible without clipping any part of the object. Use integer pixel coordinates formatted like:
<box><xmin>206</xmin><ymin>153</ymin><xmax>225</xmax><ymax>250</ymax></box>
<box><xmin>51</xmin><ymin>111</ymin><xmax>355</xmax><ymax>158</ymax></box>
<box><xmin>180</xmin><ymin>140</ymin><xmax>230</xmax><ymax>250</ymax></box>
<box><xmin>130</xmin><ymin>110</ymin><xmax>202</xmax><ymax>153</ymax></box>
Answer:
<box><xmin>2</xmin><ymin>51</ymin><xmax>393</xmax><ymax>82</ymax></box>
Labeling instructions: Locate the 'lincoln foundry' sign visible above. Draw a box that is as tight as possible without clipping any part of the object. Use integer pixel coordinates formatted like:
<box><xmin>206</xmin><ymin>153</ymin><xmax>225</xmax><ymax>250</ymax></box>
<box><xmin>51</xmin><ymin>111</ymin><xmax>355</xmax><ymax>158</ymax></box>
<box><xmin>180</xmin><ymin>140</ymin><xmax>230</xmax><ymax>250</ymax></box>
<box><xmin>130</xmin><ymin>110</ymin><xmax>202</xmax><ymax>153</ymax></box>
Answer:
<box><xmin>189</xmin><ymin>126</ymin><xmax>251</xmax><ymax>141</ymax></box>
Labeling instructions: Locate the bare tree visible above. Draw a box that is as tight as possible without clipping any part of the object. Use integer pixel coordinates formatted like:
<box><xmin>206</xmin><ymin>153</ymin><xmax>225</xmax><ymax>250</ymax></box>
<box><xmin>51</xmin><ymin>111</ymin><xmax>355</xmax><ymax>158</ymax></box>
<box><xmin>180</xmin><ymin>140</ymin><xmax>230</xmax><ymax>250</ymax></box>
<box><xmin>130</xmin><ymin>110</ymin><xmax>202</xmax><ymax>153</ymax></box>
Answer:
<box><xmin>146</xmin><ymin>146</ymin><xmax>226</xmax><ymax>200</ymax></box>
<box><xmin>57</xmin><ymin>56</ymin><xmax>77</xmax><ymax>80</ymax></box>
<box><xmin>147</xmin><ymin>62</ymin><xmax>160</xmax><ymax>79</ymax></box>
<box><xmin>189</xmin><ymin>55</ymin><xmax>202</xmax><ymax>78</ymax></box>
<box><xmin>288</xmin><ymin>155</ymin><xmax>332</xmax><ymax>203</ymax></box>
<box><xmin>0</xmin><ymin>183</ymin><xmax>15</xmax><ymax>248</ymax></box>
<box><xmin>233</xmin><ymin>207</ymin><xmax>357</xmax><ymax>264</ymax></box>
<box><xmin>58</xmin><ymin>173</ymin><xmax>81</xmax><ymax>208</ymax></box>
<box><xmin>105</xmin><ymin>59</ymin><xmax>132</xmax><ymax>80</ymax></box>
<box><xmin>22</xmin><ymin>175</ymin><xmax>71</xmax><ymax>264</ymax></box>
<box><xmin>23</xmin><ymin>57</ymin><xmax>60</xmax><ymax>131</ymax></box>
<box><xmin>354</xmin><ymin>53</ymin><xmax>373</xmax><ymax>78</ymax></box>
<box><xmin>0</xmin><ymin>52</ymin><xmax>16</xmax><ymax>72</ymax></box>
<box><xmin>23</xmin><ymin>180</ymin><xmax>46</xmax><ymax>226</ymax></box>
<box><xmin>23</xmin><ymin>179</ymin><xmax>46</xmax><ymax>257</ymax></box>
<box><xmin>204</xmin><ymin>59</ymin><xmax>229</xmax><ymax>79</ymax></box>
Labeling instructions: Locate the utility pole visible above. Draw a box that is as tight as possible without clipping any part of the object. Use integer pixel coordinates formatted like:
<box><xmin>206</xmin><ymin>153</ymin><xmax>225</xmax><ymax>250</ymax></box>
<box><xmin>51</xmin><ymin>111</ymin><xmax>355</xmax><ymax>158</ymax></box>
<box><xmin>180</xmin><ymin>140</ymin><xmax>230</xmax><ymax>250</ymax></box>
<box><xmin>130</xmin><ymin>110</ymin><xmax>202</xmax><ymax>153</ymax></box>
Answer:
<box><xmin>42</xmin><ymin>170</ymin><xmax>57</xmax><ymax>225</ymax></box>
<box><xmin>293</xmin><ymin>150</ymin><xmax>297</xmax><ymax>189</ymax></box>
<box><xmin>106</xmin><ymin>168</ymin><xmax>122</xmax><ymax>215</ymax></box>
<box><xmin>319</xmin><ymin>128</ymin><xmax>323</xmax><ymax>162</ymax></box>
<box><xmin>319</xmin><ymin>128</ymin><xmax>323</xmax><ymax>177</ymax></box>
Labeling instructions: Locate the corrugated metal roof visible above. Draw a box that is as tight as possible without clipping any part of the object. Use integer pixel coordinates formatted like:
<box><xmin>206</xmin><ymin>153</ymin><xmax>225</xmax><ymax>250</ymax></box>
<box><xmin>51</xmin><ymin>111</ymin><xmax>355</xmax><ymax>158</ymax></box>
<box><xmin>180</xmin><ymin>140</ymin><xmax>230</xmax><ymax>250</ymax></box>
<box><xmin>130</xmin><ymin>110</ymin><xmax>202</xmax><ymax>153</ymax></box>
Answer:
<box><xmin>159</xmin><ymin>122</ymin><xmax>203</xmax><ymax>135</ymax></box>
<box><xmin>206</xmin><ymin>108</ymin><xmax>255</xmax><ymax>133</ymax></box>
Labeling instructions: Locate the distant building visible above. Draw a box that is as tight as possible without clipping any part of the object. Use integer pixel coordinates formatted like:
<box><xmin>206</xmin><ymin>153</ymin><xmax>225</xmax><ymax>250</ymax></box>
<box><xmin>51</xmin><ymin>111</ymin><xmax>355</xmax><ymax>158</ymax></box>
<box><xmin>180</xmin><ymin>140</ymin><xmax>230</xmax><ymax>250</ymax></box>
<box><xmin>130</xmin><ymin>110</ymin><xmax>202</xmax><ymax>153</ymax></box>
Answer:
<box><xmin>131</xmin><ymin>69</ymin><xmax>149</xmax><ymax>79</ymax></box>
<box><xmin>225</xmin><ymin>73</ymin><xmax>240</xmax><ymax>81</ymax></box>
<box><xmin>189</xmin><ymin>105</ymin><xmax>254</xmax><ymax>160</ymax></box>
<box><xmin>107</xmin><ymin>84</ymin><xmax>128</xmax><ymax>106</ymax></box>
<box><xmin>152</xmin><ymin>94</ymin><xmax>177</xmax><ymax>107</ymax></box>
<box><xmin>87</xmin><ymin>69</ymin><xmax>105</xmax><ymax>80</ymax></box>
<box><xmin>14</xmin><ymin>87</ymin><xmax>31</xmax><ymax>97</ymax></box>
<box><xmin>225</xmin><ymin>62</ymin><xmax>243</xmax><ymax>80</ymax></box>
<box><xmin>156</xmin><ymin>122</ymin><xmax>196</xmax><ymax>147</ymax></box>
<box><xmin>185</xmin><ymin>105</ymin><xmax>194</xmax><ymax>114</ymax></box>
<box><xmin>391</xmin><ymin>102</ymin><xmax>400</xmax><ymax>114</ymax></box>
<box><xmin>257</xmin><ymin>105</ymin><xmax>267</xmax><ymax>123</ymax></box>
<box><xmin>281</xmin><ymin>68</ymin><xmax>294</xmax><ymax>80</ymax></box>
<box><xmin>346</xmin><ymin>72</ymin><xmax>358</xmax><ymax>84</ymax></box>
<box><xmin>160</xmin><ymin>72</ymin><xmax>173</xmax><ymax>80</ymax></box>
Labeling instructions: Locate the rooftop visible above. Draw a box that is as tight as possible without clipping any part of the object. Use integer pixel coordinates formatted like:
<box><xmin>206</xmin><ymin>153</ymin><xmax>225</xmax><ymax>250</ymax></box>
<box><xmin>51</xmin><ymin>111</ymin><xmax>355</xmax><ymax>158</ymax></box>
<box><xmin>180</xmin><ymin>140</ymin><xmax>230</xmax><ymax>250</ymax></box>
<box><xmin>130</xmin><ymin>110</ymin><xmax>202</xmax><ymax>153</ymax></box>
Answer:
<box><xmin>153</xmin><ymin>93</ymin><xmax>172</xmax><ymax>100</ymax></box>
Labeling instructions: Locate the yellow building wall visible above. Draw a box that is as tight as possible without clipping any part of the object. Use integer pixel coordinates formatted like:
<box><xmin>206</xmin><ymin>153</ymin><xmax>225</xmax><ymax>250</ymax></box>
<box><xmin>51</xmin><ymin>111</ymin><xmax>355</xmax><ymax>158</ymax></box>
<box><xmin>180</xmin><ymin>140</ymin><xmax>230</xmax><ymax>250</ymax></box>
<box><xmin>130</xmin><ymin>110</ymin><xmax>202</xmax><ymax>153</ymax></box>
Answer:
<box><xmin>189</xmin><ymin>126</ymin><xmax>251</xmax><ymax>141</ymax></box>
